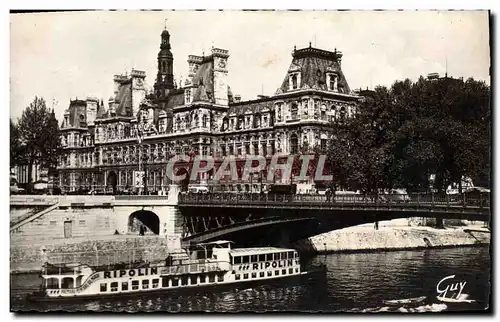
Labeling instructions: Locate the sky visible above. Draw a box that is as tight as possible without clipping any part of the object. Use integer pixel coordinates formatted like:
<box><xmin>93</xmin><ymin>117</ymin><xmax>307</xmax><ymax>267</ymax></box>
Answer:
<box><xmin>10</xmin><ymin>10</ymin><xmax>490</xmax><ymax>122</ymax></box>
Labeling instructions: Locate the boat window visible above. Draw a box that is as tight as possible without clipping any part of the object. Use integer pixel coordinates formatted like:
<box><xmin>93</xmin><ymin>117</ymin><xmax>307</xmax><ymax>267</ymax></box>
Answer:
<box><xmin>258</xmin><ymin>254</ymin><xmax>265</xmax><ymax>262</ymax></box>
<box><xmin>132</xmin><ymin>280</ymin><xmax>139</xmax><ymax>290</ymax></box>
<box><xmin>243</xmin><ymin>273</ymin><xmax>249</xmax><ymax>279</ymax></box>
<box><xmin>251</xmin><ymin>255</ymin><xmax>258</xmax><ymax>262</ymax></box>
<box><xmin>235</xmin><ymin>274</ymin><xmax>241</xmax><ymax>281</ymax></box>
<box><xmin>282</xmin><ymin>269</ymin><xmax>286</xmax><ymax>275</ymax></box>
<box><xmin>45</xmin><ymin>278</ymin><xmax>59</xmax><ymax>289</ymax></box>
<box><xmin>172</xmin><ymin>278</ymin><xmax>179</xmax><ymax>287</ymax></box>
<box><xmin>294</xmin><ymin>252</ymin><xmax>298</xmax><ymax>258</ymax></box>
<box><xmin>122</xmin><ymin>282</ymin><xmax>128</xmax><ymax>291</ymax></box>
<box><xmin>288</xmin><ymin>251</ymin><xmax>294</xmax><ymax>258</ymax></box>
<box><xmin>217</xmin><ymin>274</ymin><xmax>223</xmax><ymax>282</ymax></box>
<box><xmin>142</xmin><ymin>280</ymin><xmax>149</xmax><ymax>289</ymax></box>
<box><xmin>274</xmin><ymin>270</ymin><xmax>279</xmax><ymax>276</ymax></box>
<box><xmin>242</xmin><ymin>256</ymin><xmax>250</xmax><ymax>264</ymax></box>
<box><xmin>289</xmin><ymin>268</ymin><xmax>294</xmax><ymax>274</ymax></box>
<box><xmin>266</xmin><ymin>254</ymin><xmax>273</xmax><ymax>261</ymax></box>
<box><xmin>259</xmin><ymin>272</ymin><xmax>265</xmax><ymax>278</ymax></box>
<box><xmin>209</xmin><ymin>274</ymin><xmax>215</xmax><ymax>283</ymax></box>
<box><xmin>273</xmin><ymin>253</ymin><xmax>279</xmax><ymax>260</ymax></box>
<box><xmin>251</xmin><ymin>272</ymin><xmax>257</xmax><ymax>278</ymax></box>
<box><xmin>110</xmin><ymin>282</ymin><xmax>118</xmax><ymax>292</ymax></box>
<box><xmin>234</xmin><ymin>256</ymin><xmax>242</xmax><ymax>264</ymax></box>
<box><xmin>190</xmin><ymin>276</ymin><xmax>197</xmax><ymax>285</ymax></box>
<box><xmin>267</xmin><ymin>271</ymin><xmax>272</xmax><ymax>277</ymax></box>
<box><xmin>181</xmin><ymin>276</ymin><xmax>189</xmax><ymax>286</ymax></box>
<box><xmin>295</xmin><ymin>268</ymin><xmax>299</xmax><ymax>273</ymax></box>
<box><xmin>162</xmin><ymin>277</ymin><xmax>169</xmax><ymax>287</ymax></box>
<box><xmin>152</xmin><ymin>278</ymin><xmax>159</xmax><ymax>288</ymax></box>
<box><xmin>282</xmin><ymin>252</ymin><xmax>287</xmax><ymax>260</ymax></box>
<box><xmin>100</xmin><ymin>283</ymin><xmax>107</xmax><ymax>292</ymax></box>
<box><xmin>200</xmin><ymin>275</ymin><xmax>206</xmax><ymax>283</ymax></box>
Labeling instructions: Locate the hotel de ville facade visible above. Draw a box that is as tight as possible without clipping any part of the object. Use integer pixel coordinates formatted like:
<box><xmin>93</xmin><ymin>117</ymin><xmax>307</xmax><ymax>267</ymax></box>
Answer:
<box><xmin>57</xmin><ymin>27</ymin><xmax>362</xmax><ymax>194</ymax></box>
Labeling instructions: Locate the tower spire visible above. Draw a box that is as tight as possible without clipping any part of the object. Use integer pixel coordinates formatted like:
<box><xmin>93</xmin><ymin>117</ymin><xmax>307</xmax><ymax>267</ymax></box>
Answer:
<box><xmin>154</xmin><ymin>24</ymin><xmax>174</xmax><ymax>102</ymax></box>
<box><xmin>164</xmin><ymin>18</ymin><xmax>168</xmax><ymax>30</ymax></box>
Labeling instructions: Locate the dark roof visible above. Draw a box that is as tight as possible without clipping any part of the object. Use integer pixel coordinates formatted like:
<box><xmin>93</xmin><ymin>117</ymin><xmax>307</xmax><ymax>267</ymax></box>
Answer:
<box><xmin>166</xmin><ymin>91</ymin><xmax>185</xmax><ymax>109</ymax></box>
<box><xmin>63</xmin><ymin>100</ymin><xmax>87</xmax><ymax>128</ymax></box>
<box><xmin>115</xmin><ymin>81</ymin><xmax>133</xmax><ymax>116</ymax></box>
<box><xmin>278</xmin><ymin>46</ymin><xmax>351</xmax><ymax>94</ymax></box>
<box><xmin>191</xmin><ymin>58</ymin><xmax>215</xmax><ymax>103</ymax></box>
<box><xmin>228</xmin><ymin>99</ymin><xmax>274</xmax><ymax>115</ymax></box>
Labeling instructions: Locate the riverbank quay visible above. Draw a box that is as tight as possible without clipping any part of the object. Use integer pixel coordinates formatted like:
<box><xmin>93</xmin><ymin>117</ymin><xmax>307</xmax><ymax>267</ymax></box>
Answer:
<box><xmin>296</xmin><ymin>219</ymin><xmax>490</xmax><ymax>253</ymax></box>
<box><xmin>10</xmin><ymin>235</ymin><xmax>181</xmax><ymax>274</ymax></box>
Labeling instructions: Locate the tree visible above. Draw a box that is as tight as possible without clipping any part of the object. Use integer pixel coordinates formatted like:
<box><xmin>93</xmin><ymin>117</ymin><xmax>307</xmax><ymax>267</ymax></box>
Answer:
<box><xmin>16</xmin><ymin>97</ymin><xmax>61</xmax><ymax>191</ymax></box>
<box><xmin>10</xmin><ymin>119</ymin><xmax>23</xmax><ymax>166</ymax></box>
<box><xmin>325</xmin><ymin>76</ymin><xmax>490</xmax><ymax>195</ymax></box>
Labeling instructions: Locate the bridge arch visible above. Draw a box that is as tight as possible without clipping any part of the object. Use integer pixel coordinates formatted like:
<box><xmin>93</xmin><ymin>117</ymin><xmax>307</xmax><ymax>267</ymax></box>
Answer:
<box><xmin>128</xmin><ymin>210</ymin><xmax>160</xmax><ymax>235</ymax></box>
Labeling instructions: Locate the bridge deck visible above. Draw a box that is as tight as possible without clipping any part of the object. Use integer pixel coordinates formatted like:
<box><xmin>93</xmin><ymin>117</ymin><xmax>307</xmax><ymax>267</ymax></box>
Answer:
<box><xmin>178</xmin><ymin>193</ymin><xmax>490</xmax><ymax>215</ymax></box>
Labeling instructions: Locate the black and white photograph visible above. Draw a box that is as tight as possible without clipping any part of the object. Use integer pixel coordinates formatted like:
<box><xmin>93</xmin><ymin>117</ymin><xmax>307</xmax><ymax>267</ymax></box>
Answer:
<box><xmin>8</xmin><ymin>9</ymin><xmax>491</xmax><ymax>313</ymax></box>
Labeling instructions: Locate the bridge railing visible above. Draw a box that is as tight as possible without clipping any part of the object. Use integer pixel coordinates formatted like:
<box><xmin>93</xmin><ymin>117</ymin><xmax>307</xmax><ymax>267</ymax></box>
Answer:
<box><xmin>115</xmin><ymin>195</ymin><xmax>168</xmax><ymax>201</ymax></box>
<box><xmin>178</xmin><ymin>192</ymin><xmax>490</xmax><ymax>209</ymax></box>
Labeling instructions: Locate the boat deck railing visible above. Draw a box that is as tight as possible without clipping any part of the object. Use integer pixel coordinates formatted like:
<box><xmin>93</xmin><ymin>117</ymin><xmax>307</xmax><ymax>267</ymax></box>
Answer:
<box><xmin>160</xmin><ymin>260</ymin><xmax>230</xmax><ymax>275</ymax></box>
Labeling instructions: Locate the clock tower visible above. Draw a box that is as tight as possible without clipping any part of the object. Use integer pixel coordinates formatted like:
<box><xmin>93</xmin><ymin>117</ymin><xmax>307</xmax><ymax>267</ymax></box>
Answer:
<box><xmin>154</xmin><ymin>27</ymin><xmax>175</xmax><ymax>104</ymax></box>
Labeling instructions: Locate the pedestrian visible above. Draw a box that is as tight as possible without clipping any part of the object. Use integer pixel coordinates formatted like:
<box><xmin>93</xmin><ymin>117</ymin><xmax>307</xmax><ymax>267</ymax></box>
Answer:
<box><xmin>374</xmin><ymin>221</ymin><xmax>379</xmax><ymax>230</ymax></box>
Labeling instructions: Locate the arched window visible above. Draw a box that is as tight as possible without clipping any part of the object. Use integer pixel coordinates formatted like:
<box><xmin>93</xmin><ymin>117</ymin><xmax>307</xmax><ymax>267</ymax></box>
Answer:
<box><xmin>290</xmin><ymin>134</ymin><xmax>298</xmax><ymax>154</ymax></box>
<box><xmin>321</xmin><ymin>105</ymin><xmax>327</xmax><ymax>120</ymax></box>
<box><xmin>291</xmin><ymin>74</ymin><xmax>298</xmax><ymax>89</ymax></box>
<box><xmin>291</xmin><ymin>103</ymin><xmax>298</xmax><ymax>120</ymax></box>
<box><xmin>176</xmin><ymin>118</ymin><xmax>181</xmax><ymax>131</ymax></box>
<box><xmin>340</xmin><ymin>106</ymin><xmax>347</xmax><ymax>119</ymax></box>
<box><xmin>162</xmin><ymin>61</ymin><xmax>166</xmax><ymax>73</ymax></box>
<box><xmin>222</xmin><ymin>117</ymin><xmax>229</xmax><ymax>132</ymax></box>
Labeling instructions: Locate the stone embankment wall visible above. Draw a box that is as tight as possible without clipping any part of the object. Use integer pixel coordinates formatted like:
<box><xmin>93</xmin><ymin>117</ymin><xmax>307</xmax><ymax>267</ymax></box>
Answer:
<box><xmin>296</xmin><ymin>225</ymin><xmax>490</xmax><ymax>253</ymax></box>
<box><xmin>10</xmin><ymin>236</ymin><xmax>181</xmax><ymax>274</ymax></box>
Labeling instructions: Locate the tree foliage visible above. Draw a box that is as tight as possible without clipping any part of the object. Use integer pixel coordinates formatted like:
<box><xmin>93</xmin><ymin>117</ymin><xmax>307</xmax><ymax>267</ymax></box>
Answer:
<box><xmin>324</xmin><ymin>76</ymin><xmax>490</xmax><ymax>193</ymax></box>
<box><xmin>11</xmin><ymin>96</ymin><xmax>62</xmax><ymax>187</ymax></box>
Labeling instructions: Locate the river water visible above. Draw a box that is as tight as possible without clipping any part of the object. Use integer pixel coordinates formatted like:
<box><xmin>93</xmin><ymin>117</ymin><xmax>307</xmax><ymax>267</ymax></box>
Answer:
<box><xmin>10</xmin><ymin>246</ymin><xmax>490</xmax><ymax>313</ymax></box>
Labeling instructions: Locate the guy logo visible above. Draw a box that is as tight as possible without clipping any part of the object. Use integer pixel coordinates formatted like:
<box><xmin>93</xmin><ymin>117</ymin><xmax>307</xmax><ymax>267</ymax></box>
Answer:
<box><xmin>436</xmin><ymin>275</ymin><xmax>467</xmax><ymax>299</ymax></box>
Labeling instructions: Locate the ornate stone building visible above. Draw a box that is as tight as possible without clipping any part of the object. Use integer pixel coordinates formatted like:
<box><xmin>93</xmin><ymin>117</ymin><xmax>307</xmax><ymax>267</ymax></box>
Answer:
<box><xmin>58</xmin><ymin>28</ymin><xmax>361</xmax><ymax>194</ymax></box>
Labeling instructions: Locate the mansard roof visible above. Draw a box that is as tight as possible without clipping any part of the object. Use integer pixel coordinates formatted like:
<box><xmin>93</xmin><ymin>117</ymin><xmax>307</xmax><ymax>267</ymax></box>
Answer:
<box><xmin>62</xmin><ymin>99</ymin><xmax>87</xmax><ymax>129</ymax></box>
<box><xmin>228</xmin><ymin>98</ymin><xmax>274</xmax><ymax>115</ymax></box>
<box><xmin>191</xmin><ymin>56</ymin><xmax>215</xmax><ymax>103</ymax></box>
<box><xmin>278</xmin><ymin>46</ymin><xmax>351</xmax><ymax>94</ymax></box>
<box><xmin>166</xmin><ymin>90</ymin><xmax>185</xmax><ymax>109</ymax></box>
<box><xmin>114</xmin><ymin>80</ymin><xmax>133</xmax><ymax>117</ymax></box>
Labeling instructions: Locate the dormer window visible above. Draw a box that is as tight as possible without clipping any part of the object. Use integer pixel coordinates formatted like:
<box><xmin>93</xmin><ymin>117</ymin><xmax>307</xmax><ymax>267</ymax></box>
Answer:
<box><xmin>288</xmin><ymin>71</ymin><xmax>301</xmax><ymax>91</ymax></box>
<box><xmin>327</xmin><ymin>73</ymin><xmax>338</xmax><ymax>92</ymax></box>
<box><xmin>291</xmin><ymin>74</ymin><xmax>298</xmax><ymax>89</ymax></box>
